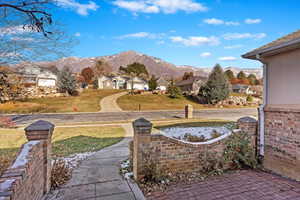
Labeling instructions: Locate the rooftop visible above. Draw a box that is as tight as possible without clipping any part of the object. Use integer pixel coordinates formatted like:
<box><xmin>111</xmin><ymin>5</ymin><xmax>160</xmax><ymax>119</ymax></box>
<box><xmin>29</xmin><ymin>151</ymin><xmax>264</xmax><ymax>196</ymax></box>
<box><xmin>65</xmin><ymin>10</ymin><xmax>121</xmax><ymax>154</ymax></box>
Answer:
<box><xmin>242</xmin><ymin>30</ymin><xmax>300</xmax><ymax>59</ymax></box>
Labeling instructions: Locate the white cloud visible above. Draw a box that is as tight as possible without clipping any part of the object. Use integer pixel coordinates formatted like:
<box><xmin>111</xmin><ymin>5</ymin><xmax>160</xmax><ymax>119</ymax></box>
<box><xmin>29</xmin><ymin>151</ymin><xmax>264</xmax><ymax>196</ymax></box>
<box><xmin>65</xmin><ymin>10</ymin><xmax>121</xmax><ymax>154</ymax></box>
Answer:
<box><xmin>11</xmin><ymin>37</ymin><xmax>34</xmax><ymax>41</ymax></box>
<box><xmin>56</xmin><ymin>0</ymin><xmax>99</xmax><ymax>16</ymax></box>
<box><xmin>224</xmin><ymin>44</ymin><xmax>243</xmax><ymax>49</ymax></box>
<box><xmin>117</xmin><ymin>32</ymin><xmax>165</xmax><ymax>39</ymax></box>
<box><xmin>170</xmin><ymin>36</ymin><xmax>220</xmax><ymax>46</ymax></box>
<box><xmin>74</xmin><ymin>32</ymin><xmax>81</xmax><ymax>37</ymax></box>
<box><xmin>245</xmin><ymin>18</ymin><xmax>262</xmax><ymax>24</ymax></box>
<box><xmin>113</xmin><ymin>0</ymin><xmax>208</xmax><ymax>14</ymax></box>
<box><xmin>218</xmin><ymin>56</ymin><xmax>237</xmax><ymax>61</ymax></box>
<box><xmin>0</xmin><ymin>25</ymin><xmax>32</xmax><ymax>36</ymax></box>
<box><xmin>200</xmin><ymin>52</ymin><xmax>211</xmax><ymax>57</ymax></box>
<box><xmin>223</xmin><ymin>33</ymin><xmax>266</xmax><ymax>40</ymax></box>
<box><xmin>203</xmin><ymin>18</ymin><xmax>240</xmax><ymax>26</ymax></box>
<box><xmin>157</xmin><ymin>40</ymin><xmax>165</xmax><ymax>45</ymax></box>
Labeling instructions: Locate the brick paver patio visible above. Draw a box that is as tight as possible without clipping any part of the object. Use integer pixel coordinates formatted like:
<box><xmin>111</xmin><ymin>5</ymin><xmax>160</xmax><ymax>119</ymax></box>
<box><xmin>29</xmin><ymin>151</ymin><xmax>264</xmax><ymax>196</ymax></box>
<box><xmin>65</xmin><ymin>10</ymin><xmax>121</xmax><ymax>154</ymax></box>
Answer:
<box><xmin>147</xmin><ymin>170</ymin><xmax>300</xmax><ymax>200</ymax></box>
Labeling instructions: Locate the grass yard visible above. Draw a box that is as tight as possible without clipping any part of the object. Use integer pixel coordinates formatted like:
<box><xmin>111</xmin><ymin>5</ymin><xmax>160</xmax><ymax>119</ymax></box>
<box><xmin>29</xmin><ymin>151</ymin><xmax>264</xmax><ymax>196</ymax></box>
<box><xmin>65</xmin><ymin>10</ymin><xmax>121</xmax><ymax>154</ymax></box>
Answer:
<box><xmin>0</xmin><ymin>125</ymin><xmax>125</xmax><ymax>176</ymax></box>
<box><xmin>0</xmin><ymin>89</ymin><xmax>122</xmax><ymax>114</ymax></box>
<box><xmin>117</xmin><ymin>93</ymin><xmax>251</xmax><ymax>111</ymax></box>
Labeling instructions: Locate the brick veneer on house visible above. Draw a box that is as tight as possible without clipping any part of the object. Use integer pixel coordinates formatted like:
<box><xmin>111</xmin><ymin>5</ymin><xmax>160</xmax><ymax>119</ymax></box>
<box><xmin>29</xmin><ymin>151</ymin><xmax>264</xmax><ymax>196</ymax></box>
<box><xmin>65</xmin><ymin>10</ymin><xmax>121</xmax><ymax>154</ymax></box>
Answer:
<box><xmin>264</xmin><ymin>107</ymin><xmax>300</xmax><ymax>181</ymax></box>
<box><xmin>132</xmin><ymin>117</ymin><xmax>258</xmax><ymax>181</ymax></box>
<box><xmin>0</xmin><ymin>120</ymin><xmax>54</xmax><ymax>200</ymax></box>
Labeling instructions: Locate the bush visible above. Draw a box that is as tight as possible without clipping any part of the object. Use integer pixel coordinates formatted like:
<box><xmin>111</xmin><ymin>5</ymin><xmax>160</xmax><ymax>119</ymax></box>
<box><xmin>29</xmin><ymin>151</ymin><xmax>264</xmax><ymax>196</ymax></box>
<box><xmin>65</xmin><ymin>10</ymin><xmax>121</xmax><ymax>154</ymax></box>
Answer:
<box><xmin>51</xmin><ymin>159</ymin><xmax>72</xmax><ymax>190</ymax></box>
<box><xmin>183</xmin><ymin>133</ymin><xmax>206</xmax><ymax>142</ymax></box>
<box><xmin>199</xmin><ymin>151</ymin><xmax>224</xmax><ymax>175</ymax></box>
<box><xmin>246</xmin><ymin>95</ymin><xmax>254</xmax><ymax>102</ymax></box>
<box><xmin>0</xmin><ymin>117</ymin><xmax>16</xmax><ymax>128</ymax></box>
<box><xmin>223</xmin><ymin>132</ymin><xmax>257</xmax><ymax>169</ymax></box>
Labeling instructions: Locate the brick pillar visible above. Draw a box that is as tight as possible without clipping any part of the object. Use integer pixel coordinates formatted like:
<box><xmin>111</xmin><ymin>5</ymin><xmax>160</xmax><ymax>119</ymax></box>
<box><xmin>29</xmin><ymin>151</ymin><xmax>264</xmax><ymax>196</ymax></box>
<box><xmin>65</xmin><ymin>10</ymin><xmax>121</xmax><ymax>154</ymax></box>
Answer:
<box><xmin>25</xmin><ymin>120</ymin><xmax>54</xmax><ymax>194</ymax></box>
<box><xmin>132</xmin><ymin>118</ymin><xmax>152</xmax><ymax>181</ymax></box>
<box><xmin>237</xmin><ymin>117</ymin><xmax>258</xmax><ymax>152</ymax></box>
<box><xmin>185</xmin><ymin>104</ymin><xmax>193</xmax><ymax>119</ymax></box>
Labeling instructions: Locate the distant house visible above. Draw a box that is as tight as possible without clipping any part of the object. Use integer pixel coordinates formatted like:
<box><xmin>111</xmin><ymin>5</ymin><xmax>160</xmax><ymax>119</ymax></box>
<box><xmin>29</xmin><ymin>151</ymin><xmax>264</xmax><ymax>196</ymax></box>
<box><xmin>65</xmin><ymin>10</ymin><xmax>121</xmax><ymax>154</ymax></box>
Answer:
<box><xmin>156</xmin><ymin>77</ymin><xmax>168</xmax><ymax>91</ymax></box>
<box><xmin>176</xmin><ymin>76</ymin><xmax>207</xmax><ymax>95</ymax></box>
<box><xmin>98</xmin><ymin>75</ymin><xmax>149</xmax><ymax>90</ymax></box>
<box><xmin>16</xmin><ymin>65</ymin><xmax>57</xmax><ymax>87</ymax></box>
<box><xmin>231</xmin><ymin>84</ymin><xmax>254</xmax><ymax>94</ymax></box>
<box><xmin>242</xmin><ymin>30</ymin><xmax>300</xmax><ymax>181</ymax></box>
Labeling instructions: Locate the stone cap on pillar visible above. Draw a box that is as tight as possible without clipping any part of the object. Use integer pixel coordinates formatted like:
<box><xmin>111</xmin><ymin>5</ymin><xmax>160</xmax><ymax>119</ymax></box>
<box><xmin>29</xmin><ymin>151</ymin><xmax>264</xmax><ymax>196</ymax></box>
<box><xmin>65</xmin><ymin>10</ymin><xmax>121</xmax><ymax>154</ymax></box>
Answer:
<box><xmin>133</xmin><ymin>118</ymin><xmax>152</xmax><ymax>128</ymax></box>
<box><xmin>238</xmin><ymin>116</ymin><xmax>257</xmax><ymax>123</ymax></box>
<box><xmin>25</xmin><ymin>120</ymin><xmax>55</xmax><ymax>141</ymax></box>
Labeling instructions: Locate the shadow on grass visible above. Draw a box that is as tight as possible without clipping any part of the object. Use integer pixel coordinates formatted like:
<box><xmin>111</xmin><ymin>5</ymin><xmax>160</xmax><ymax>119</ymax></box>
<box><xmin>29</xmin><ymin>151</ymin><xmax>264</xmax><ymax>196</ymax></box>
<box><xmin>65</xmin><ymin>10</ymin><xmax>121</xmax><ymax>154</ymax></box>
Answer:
<box><xmin>154</xmin><ymin>121</ymin><xmax>231</xmax><ymax>129</ymax></box>
<box><xmin>52</xmin><ymin>135</ymin><xmax>124</xmax><ymax>158</ymax></box>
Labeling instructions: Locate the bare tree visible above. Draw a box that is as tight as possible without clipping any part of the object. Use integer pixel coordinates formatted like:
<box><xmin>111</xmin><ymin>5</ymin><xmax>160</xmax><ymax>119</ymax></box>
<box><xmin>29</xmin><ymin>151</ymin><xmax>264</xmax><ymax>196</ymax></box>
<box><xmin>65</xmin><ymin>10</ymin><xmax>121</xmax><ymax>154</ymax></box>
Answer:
<box><xmin>0</xmin><ymin>0</ymin><xmax>74</xmax><ymax>65</ymax></box>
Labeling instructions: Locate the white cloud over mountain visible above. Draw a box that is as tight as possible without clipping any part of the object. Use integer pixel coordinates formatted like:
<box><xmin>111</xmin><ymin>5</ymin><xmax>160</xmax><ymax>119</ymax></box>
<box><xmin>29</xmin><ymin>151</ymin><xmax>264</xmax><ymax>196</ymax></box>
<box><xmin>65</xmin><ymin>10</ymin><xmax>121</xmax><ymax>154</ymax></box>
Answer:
<box><xmin>200</xmin><ymin>52</ymin><xmax>212</xmax><ymax>57</ymax></box>
<box><xmin>245</xmin><ymin>18</ymin><xmax>262</xmax><ymax>24</ymax></box>
<box><xmin>218</xmin><ymin>56</ymin><xmax>237</xmax><ymax>61</ymax></box>
<box><xmin>223</xmin><ymin>33</ymin><xmax>266</xmax><ymax>40</ymax></box>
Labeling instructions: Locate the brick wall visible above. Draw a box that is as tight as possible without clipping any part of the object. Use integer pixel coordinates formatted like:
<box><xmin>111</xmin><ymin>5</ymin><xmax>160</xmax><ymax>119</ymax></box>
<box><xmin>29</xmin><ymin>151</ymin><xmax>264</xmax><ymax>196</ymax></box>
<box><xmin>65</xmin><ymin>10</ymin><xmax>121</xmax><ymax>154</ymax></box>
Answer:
<box><xmin>0</xmin><ymin>120</ymin><xmax>54</xmax><ymax>200</ymax></box>
<box><xmin>264</xmin><ymin>107</ymin><xmax>300</xmax><ymax>181</ymax></box>
<box><xmin>132</xmin><ymin>117</ymin><xmax>257</xmax><ymax>181</ymax></box>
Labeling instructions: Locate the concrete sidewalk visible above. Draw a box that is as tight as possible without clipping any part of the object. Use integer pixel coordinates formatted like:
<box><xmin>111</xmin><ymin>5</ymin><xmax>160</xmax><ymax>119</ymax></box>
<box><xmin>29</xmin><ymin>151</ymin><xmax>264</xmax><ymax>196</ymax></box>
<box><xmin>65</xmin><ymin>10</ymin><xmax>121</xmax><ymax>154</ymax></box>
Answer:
<box><xmin>45</xmin><ymin>124</ymin><xmax>145</xmax><ymax>200</ymax></box>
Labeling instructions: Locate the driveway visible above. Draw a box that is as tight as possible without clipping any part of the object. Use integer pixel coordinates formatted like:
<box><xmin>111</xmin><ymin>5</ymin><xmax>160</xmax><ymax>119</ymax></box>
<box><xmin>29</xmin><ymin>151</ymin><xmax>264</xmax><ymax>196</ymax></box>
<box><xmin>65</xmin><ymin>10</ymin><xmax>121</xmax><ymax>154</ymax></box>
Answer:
<box><xmin>99</xmin><ymin>92</ymin><xmax>127</xmax><ymax>112</ymax></box>
<box><xmin>148</xmin><ymin>170</ymin><xmax>300</xmax><ymax>200</ymax></box>
<box><xmin>4</xmin><ymin>108</ymin><xmax>258</xmax><ymax>126</ymax></box>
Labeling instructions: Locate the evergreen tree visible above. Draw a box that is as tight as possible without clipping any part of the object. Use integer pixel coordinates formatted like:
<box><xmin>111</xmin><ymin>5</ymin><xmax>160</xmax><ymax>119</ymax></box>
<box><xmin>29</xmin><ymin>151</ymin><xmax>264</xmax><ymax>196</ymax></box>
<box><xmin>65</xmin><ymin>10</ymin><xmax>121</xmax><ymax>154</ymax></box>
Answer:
<box><xmin>199</xmin><ymin>64</ymin><xmax>230</xmax><ymax>104</ymax></box>
<box><xmin>182</xmin><ymin>72</ymin><xmax>194</xmax><ymax>80</ymax></box>
<box><xmin>167</xmin><ymin>80</ymin><xmax>181</xmax><ymax>98</ymax></box>
<box><xmin>119</xmin><ymin>62</ymin><xmax>149</xmax><ymax>77</ymax></box>
<box><xmin>148</xmin><ymin>75</ymin><xmax>158</xmax><ymax>91</ymax></box>
<box><xmin>81</xmin><ymin>67</ymin><xmax>94</xmax><ymax>84</ymax></box>
<box><xmin>57</xmin><ymin>66</ymin><xmax>77</xmax><ymax>96</ymax></box>
<box><xmin>224</xmin><ymin>69</ymin><xmax>235</xmax><ymax>80</ymax></box>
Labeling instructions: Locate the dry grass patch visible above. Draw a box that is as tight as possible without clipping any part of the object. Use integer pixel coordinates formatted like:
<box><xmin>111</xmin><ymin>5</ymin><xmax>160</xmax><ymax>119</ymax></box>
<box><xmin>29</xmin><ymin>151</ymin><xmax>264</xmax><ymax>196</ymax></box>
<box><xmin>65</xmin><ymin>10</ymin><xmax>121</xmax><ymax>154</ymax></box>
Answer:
<box><xmin>0</xmin><ymin>125</ymin><xmax>125</xmax><ymax>175</ymax></box>
<box><xmin>0</xmin><ymin>89</ymin><xmax>122</xmax><ymax>114</ymax></box>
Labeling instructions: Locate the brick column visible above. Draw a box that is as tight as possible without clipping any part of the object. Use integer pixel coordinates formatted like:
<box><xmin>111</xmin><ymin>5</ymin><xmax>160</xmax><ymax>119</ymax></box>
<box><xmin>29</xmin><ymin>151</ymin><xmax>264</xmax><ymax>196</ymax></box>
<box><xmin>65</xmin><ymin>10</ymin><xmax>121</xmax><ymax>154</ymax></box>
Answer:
<box><xmin>185</xmin><ymin>104</ymin><xmax>193</xmax><ymax>119</ymax></box>
<box><xmin>25</xmin><ymin>120</ymin><xmax>54</xmax><ymax>194</ymax></box>
<box><xmin>132</xmin><ymin>118</ymin><xmax>152</xmax><ymax>181</ymax></box>
<box><xmin>237</xmin><ymin>117</ymin><xmax>258</xmax><ymax>152</ymax></box>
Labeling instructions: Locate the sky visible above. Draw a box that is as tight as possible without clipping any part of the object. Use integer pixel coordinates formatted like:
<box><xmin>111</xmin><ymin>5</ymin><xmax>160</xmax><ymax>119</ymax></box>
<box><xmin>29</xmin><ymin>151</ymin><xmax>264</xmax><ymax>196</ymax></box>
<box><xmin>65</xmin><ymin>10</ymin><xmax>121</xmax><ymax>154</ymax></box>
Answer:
<box><xmin>20</xmin><ymin>0</ymin><xmax>300</xmax><ymax>68</ymax></box>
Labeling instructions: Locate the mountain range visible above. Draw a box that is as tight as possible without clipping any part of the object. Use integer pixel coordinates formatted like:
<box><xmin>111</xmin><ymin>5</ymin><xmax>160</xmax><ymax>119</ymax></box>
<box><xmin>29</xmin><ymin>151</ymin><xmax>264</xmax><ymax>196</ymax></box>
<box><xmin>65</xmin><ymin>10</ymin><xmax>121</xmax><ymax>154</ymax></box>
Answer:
<box><xmin>29</xmin><ymin>50</ymin><xmax>263</xmax><ymax>78</ymax></box>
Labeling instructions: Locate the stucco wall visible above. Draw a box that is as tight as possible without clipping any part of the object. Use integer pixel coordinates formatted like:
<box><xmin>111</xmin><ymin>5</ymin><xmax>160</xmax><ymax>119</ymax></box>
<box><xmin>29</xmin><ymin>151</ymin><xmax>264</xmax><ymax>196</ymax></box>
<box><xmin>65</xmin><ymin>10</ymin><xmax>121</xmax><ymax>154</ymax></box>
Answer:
<box><xmin>265</xmin><ymin>48</ymin><xmax>300</xmax><ymax>105</ymax></box>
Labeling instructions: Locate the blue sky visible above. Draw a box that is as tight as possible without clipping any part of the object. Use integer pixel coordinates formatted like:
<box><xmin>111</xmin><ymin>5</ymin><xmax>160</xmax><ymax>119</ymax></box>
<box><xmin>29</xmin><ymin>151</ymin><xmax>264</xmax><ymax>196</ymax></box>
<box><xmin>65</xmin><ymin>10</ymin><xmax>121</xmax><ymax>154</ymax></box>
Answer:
<box><xmin>53</xmin><ymin>0</ymin><xmax>300</xmax><ymax>69</ymax></box>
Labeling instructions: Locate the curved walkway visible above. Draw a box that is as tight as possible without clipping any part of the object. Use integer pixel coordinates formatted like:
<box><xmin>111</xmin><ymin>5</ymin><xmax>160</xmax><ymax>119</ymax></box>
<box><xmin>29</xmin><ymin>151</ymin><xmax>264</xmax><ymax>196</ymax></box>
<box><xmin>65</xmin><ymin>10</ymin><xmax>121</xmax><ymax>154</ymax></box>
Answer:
<box><xmin>99</xmin><ymin>91</ymin><xmax>127</xmax><ymax>112</ymax></box>
<box><xmin>46</xmin><ymin>123</ymin><xmax>145</xmax><ymax>200</ymax></box>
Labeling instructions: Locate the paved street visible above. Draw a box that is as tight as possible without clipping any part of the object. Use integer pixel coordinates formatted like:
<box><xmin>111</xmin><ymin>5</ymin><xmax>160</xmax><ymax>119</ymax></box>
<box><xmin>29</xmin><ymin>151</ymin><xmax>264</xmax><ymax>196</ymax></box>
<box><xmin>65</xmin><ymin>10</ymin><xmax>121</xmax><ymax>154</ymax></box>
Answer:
<box><xmin>3</xmin><ymin>108</ymin><xmax>258</xmax><ymax>125</ymax></box>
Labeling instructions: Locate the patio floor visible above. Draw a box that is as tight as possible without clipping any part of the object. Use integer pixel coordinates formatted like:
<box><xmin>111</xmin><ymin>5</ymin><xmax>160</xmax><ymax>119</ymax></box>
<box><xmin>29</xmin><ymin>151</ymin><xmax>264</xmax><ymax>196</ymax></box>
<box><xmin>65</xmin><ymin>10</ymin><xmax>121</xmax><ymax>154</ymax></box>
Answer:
<box><xmin>147</xmin><ymin>170</ymin><xmax>300</xmax><ymax>200</ymax></box>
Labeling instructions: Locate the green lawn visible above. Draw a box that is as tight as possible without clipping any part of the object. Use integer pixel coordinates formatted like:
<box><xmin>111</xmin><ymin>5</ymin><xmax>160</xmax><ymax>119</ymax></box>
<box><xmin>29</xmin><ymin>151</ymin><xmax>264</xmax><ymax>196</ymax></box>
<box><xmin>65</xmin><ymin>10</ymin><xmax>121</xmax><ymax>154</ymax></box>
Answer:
<box><xmin>117</xmin><ymin>93</ymin><xmax>251</xmax><ymax>111</ymax></box>
<box><xmin>0</xmin><ymin>126</ymin><xmax>125</xmax><ymax>175</ymax></box>
<box><xmin>0</xmin><ymin>89</ymin><xmax>122</xmax><ymax>114</ymax></box>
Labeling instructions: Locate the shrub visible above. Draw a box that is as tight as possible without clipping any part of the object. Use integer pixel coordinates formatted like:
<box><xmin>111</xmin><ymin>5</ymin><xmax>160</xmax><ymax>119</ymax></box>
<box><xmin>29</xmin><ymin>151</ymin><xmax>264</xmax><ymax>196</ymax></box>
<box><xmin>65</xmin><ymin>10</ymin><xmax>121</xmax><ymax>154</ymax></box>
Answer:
<box><xmin>0</xmin><ymin>117</ymin><xmax>16</xmax><ymax>128</ymax></box>
<box><xmin>223</xmin><ymin>132</ymin><xmax>257</xmax><ymax>169</ymax></box>
<box><xmin>51</xmin><ymin>159</ymin><xmax>72</xmax><ymax>190</ymax></box>
<box><xmin>141</xmin><ymin>150</ymin><xmax>168</xmax><ymax>183</ymax></box>
<box><xmin>199</xmin><ymin>151</ymin><xmax>224</xmax><ymax>175</ymax></box>
<box><xmin>183</xmin><ymin>133</ymin><xmax>207</xmax><ymax>142</ymax></box>
<box><xmin>246</xmin><ymin>95</ymin><xmax>254</xmax><ymax>102</ymax></box>
<box><xmin>211</xmin><ymin>130</ymin><xmax>221</xmax><ymax>139</ymax></box>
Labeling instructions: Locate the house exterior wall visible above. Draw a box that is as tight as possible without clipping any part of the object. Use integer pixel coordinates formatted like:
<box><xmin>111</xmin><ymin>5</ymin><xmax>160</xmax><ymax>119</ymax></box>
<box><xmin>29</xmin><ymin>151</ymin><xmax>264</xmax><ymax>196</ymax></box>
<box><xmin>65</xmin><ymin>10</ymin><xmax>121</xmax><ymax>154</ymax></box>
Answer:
<box><xmin>264</xmin><ymin>107</ymin><xmax>300</xmax><ymax>181</ymax></box>
<box><xmin>262</xmin><ymin>48</ymin><xmax>300</xmax><ymax>181</ymax></box>
<box><xmin>265</xmin><ymin>48</ymin><xmax>300</xmax><ymax>105</ymax></box>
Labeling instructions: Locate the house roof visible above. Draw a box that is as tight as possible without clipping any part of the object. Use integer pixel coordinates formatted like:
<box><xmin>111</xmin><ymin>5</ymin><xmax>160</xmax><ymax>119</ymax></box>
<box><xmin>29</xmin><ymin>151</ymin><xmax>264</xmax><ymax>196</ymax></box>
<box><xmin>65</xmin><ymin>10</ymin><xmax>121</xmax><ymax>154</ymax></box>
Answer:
<box><xmin>242</xmin><ymin>30</ymin><xmax>300</xmax><ymax>60</ymax></box>
<box><xmin>176</xmin><ymin>76</ymin><xmax>207</xmax><ymax>86</ymax></box>
<box><xmin>232</xmin><ymin>84</ymin><xmax>249</xmax><ymax>90</ymax></box>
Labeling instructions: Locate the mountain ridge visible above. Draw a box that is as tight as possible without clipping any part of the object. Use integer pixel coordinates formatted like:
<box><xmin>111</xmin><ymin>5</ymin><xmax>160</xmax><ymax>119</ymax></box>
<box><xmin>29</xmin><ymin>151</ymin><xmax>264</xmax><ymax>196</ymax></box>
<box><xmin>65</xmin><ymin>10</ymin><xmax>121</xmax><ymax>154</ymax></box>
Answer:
<box><xmin>17</xmin><ymin>50</ymin><xmax>263</xmax><ymax>78</ymax></box>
